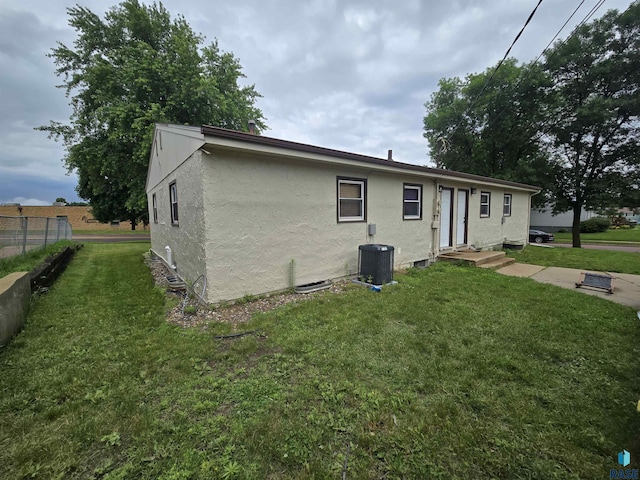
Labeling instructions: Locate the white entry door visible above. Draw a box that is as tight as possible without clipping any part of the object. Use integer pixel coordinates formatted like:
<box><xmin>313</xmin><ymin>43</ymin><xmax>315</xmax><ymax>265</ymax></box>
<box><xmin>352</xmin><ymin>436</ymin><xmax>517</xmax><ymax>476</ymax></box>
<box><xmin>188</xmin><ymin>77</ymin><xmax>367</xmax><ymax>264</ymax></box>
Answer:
<box><xmin>440</xmin><ymin>188</ymin><xmax>453</xmax><ymax>248</ymax></box>
<box><xmin>457</xmin><ymin>190</ymin><xmax>468</xmax><ymax>246</ymax></box>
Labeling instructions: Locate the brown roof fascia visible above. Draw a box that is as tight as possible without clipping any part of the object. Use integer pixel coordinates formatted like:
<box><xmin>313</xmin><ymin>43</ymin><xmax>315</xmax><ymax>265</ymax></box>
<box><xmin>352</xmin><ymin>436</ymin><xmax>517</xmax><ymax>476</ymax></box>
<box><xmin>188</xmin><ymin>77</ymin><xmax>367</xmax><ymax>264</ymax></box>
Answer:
<box><xmin>200</xmin><ymin>125</ymin><xmax>540</xmax><ymax>192</ymax></box>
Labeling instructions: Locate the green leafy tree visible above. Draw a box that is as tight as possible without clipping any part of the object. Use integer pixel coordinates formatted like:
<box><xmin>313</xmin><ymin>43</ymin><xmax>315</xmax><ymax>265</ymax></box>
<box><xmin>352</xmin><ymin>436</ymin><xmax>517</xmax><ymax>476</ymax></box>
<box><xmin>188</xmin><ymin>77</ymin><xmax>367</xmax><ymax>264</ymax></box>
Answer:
<box><xmin>543</xmin><ymin>5</ymin><xmax>640</xmax><ymax>247</ymax></box>
<box><xmin>39</xmin><ymin>1</ymin><xmax>265</xmax><ymax>228</ymax></box>
<box><xmin>424</xmin><ymin>5</ymin><xmax>640</xmax><ymax>248</ymax></box>
<box><xmin>54</xmin><ymin>197</ymin><xmax>67</xmax><ymax>204</ymax></box>
<box><xmin>423</xmin><ymin>59</ymin><xmax>552</xmax><ymax>205</ymax></box>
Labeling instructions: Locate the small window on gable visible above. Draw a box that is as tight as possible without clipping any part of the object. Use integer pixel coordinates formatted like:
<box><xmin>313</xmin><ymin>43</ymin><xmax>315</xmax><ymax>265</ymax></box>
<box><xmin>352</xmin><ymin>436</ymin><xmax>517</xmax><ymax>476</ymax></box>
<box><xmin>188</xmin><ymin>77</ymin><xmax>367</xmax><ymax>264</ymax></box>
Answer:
<box><xmin>169</xmin><ymin>181</ymin><xmax>179</xmax><ymax>226</ymax></box>
<box><xmin>337</xmin><ymin>177</ymin><xmax>366</xmax><ymax>222</ymax></box>
<box><xmin>403</xmin><ymin>184</ymin><xmax>422</xmax><ymax>220</ymax></box>
<box><xmin>503</xmin><ymin>194</ymin><xmax>512</xmax><ymax>217</ymax></box>
<box><xmin>152</xmin><ymin>193</ymin><xmax>158</xmax><ymax>223</ymax></box>
<box><xmin>480</xmin><ymin>192</ymin><xmax>491</xmax><ymax>218</ymax></box>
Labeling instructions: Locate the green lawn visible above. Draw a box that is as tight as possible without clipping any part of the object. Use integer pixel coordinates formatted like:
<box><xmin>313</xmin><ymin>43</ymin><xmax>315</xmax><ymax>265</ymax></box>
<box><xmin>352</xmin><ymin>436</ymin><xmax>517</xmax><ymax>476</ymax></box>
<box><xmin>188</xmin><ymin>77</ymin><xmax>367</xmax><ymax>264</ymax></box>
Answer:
<box><xmin>554</xmin><ymin>227</ymin><xmax>640</xmax><ymax>244</ymax></box>
<box><xmin>1</xmin><ymin>243</ymin><xmax>638</xmax><ymax>478</ymax></box>
<box><xmin>0</xmin><ymin>240</ymin><xmax>76</xmax><ymax>278</ymax></box>
<box><xmin>506</xmin><ymin>245</ymin><xmax>640</xmax><ymax>274</ymax></box>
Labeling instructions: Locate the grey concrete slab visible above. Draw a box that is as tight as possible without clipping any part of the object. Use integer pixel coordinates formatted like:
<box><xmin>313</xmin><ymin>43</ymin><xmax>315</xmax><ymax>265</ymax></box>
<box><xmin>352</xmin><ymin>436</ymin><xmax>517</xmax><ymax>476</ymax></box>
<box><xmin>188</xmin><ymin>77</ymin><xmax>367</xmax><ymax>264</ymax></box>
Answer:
<box><xmin>530</xmin><ymin>267</ymin><xmax>640</xmax><ymax>310</ymax></box>
<box><xmin>496</xmin><ymin>263</ymin><xmax>545</xmax><ymax>277</ymax></box>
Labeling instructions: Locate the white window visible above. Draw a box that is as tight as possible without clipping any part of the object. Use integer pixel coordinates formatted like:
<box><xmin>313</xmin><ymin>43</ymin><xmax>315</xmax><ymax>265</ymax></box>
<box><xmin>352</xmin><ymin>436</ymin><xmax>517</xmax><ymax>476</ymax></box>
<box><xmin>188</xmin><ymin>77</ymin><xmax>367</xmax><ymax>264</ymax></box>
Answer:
<box><xmin>480</xmin><ymin>192</ymin><xmax>491</xmax><ymax>218</ymax></box>
<box><xmin>403</xmin><ymin>184</ymin><xmax>422</xmax><ymax>220</ymax></box>
<box><xmin>152</xmin><ymin>193</ymin><xmax>158</xmax><ymax>223</ymax></box>
<box><xmin>169</xmin><ymin>181</ymin><xmax>179</xmax><ymax>225</ymax></box>
<box><xmin>503</xmin><ymin>194</ymin><xmax>512</xmax><ymax>217</ymax></box>
<box><xmin>338</xmin><ymin>178</ymin><xmax>366</xmax><ymax>222</ymax></box>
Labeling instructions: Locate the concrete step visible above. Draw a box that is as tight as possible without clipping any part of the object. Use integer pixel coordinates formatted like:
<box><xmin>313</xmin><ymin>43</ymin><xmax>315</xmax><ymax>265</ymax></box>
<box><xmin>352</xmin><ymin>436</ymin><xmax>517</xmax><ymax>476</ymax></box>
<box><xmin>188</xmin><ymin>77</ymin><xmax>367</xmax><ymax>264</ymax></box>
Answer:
<box><xmin>438</xmin><ymin>250</ymin><xmax>508</xmax><ymax>267</ymax></box>
<box><xmin>478</xmin><ymin>256</ymin><xmax>516</xmax><ymax>269</ymax></box>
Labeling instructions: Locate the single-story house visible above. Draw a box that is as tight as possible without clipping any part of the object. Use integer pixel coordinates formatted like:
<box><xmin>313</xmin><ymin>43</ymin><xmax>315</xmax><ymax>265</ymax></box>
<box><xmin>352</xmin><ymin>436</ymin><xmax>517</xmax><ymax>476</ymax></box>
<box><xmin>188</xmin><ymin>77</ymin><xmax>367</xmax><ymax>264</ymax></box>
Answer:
<box><xmin>146</xmin><ymin>124</ymin><xmax>540</xmax><ymax>303</ymax></box>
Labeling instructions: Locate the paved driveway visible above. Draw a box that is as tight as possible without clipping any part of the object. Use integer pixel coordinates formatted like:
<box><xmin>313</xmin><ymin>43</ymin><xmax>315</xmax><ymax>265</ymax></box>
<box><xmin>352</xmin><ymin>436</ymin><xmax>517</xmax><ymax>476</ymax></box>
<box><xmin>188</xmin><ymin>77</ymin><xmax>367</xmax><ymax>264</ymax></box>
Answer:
<box><xmin>497</xmin><ymin>263</ymin><xmax>640</xmax><ymax>310</ymax></box>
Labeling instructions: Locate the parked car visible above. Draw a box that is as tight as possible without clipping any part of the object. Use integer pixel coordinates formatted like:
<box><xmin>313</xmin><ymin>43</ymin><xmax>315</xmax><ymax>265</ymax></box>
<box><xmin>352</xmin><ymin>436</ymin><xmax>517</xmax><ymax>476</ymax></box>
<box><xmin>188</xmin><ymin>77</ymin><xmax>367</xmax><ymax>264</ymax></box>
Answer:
<box><xmin>529</xmin><ymin>229</ymin><xmax>554</xmax><ymax>244</ymax></box>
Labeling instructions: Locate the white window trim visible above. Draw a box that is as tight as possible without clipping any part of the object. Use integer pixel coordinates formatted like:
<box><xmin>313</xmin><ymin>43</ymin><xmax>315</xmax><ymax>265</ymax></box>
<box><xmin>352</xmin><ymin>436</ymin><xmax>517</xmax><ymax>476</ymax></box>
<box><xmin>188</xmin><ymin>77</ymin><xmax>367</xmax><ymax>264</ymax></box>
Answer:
<box><xmin>403</xmin><ymin>184</ymin><xmax>422</xmax><ymax>220</ymax></box>
<box><xmin>169</xmin><ymin>181</ymin><xmax>179</xmax><ymax>225</ymax></box>
<box><xmin>338</xmin><ymin>178</ymin><xmax>366</xmax><ymax>222</ymax></box>
<box><xmin>480</xmin><ymin>191</ymin><xmax>491</xmax><ymax>218</ymax></box>
<box><xmin>503</xmin><ymin>194</ymin><xmax>512</xmax><ymax>217</ymax></box>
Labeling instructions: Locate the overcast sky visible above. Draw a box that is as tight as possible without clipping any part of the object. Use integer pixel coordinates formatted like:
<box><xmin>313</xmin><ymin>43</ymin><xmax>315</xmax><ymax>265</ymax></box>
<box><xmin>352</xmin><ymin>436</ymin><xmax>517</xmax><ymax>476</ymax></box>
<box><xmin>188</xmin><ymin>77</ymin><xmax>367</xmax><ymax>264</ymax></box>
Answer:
<box><xmin>0</xmin><ymin>0</ymin><xmax>633</xmax><ymax>205</ymax></box>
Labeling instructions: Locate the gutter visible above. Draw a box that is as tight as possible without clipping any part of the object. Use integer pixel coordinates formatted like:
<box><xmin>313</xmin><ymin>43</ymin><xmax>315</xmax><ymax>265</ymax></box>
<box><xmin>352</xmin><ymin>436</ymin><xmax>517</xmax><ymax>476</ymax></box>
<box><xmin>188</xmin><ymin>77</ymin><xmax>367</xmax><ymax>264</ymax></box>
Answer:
<box><xmin>200</xmin><ymin>125</ymin><xmax>541</xmax><ymax>193</ymax></box>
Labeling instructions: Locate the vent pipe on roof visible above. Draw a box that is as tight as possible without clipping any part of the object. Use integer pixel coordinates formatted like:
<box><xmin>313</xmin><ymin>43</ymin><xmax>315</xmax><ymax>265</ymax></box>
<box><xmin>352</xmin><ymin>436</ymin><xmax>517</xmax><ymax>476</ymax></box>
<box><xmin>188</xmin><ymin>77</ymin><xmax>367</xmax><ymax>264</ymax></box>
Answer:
<box><xmin>248</xmin><ymin>119</ymin><xmax>256</xmax><ymax>135</ymax></box>
<box><xmin>387</xmin><ymin>149</ymin><xmax>393</xmax><ymax>161</ymax></box>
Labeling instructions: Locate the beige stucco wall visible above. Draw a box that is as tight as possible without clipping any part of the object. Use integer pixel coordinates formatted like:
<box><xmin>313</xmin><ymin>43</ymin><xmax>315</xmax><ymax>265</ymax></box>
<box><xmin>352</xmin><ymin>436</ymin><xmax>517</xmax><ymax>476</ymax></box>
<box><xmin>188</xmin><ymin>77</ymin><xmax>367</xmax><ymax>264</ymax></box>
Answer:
<box><xmin>201</xmin><ymin>151</ymin><xmax>441</xmax><ymax>303</ymax></box>
<box><xmin>464</xmin><ymin>186</ymin><xmax>530</xmax><ymax>249</ymax></box>
<box><xmin>148</xmin><ymin>150</ymin><xmax>207</xmax><ymax>287</ymax></box>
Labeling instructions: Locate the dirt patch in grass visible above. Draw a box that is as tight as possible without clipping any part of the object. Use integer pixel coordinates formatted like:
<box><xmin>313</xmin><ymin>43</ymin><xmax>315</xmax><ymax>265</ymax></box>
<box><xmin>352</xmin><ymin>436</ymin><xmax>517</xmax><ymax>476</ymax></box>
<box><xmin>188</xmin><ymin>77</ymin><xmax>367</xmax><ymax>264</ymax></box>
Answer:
<box><xmin>146</xmin><ymin>255</ymin><xmax>352</xmax><ymax>329</ymax></box>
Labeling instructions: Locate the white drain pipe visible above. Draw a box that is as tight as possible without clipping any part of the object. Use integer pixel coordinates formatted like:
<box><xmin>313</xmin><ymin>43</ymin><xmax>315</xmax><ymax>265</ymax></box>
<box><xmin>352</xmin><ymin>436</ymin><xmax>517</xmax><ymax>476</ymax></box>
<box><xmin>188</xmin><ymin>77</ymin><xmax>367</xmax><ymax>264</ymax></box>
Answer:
<box><xmin>165</xmin><ymin>245</ymin><xmax>176</xmax><ymax>269</ymax></box>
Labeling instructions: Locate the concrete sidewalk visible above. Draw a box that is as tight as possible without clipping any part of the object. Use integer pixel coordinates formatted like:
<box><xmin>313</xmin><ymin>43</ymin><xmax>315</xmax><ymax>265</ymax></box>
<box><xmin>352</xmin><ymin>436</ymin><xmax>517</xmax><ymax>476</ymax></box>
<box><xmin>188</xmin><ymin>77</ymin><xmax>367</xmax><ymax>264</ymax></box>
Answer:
<box><xmin>497</xmin><ymin>263</ymin><xmax>640</xmax><ymax>310</ymax></box>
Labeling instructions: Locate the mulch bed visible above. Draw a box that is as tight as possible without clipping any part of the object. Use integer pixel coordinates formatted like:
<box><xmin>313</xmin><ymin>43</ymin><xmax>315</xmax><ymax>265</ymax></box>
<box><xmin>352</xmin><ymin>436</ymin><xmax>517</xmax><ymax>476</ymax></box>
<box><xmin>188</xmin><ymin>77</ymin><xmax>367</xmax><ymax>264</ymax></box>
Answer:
<box><xmin>146</xmin><ymin>254</ymin><xmax>350</xmax><ymax>330</ymax></box>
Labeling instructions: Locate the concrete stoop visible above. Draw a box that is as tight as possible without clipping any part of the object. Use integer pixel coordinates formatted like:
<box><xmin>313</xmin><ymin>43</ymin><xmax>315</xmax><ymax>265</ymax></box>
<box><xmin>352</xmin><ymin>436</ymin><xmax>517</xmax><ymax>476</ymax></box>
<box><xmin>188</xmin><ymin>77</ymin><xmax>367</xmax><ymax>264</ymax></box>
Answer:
<box><xmin>477</xmin><ymin>256</ymin><xmax>516</xmax><ymax>269</ymax></box>
<box><xmin>438</xmin><ymin>250</ymin><xmax>512</xmax><ymax>268</ymax></box>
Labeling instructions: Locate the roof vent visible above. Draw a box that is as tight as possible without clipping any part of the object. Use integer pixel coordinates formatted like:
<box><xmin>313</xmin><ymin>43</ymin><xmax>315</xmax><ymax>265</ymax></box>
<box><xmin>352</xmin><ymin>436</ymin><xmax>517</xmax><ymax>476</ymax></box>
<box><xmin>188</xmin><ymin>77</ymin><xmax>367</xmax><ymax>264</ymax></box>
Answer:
<box><xmin>248</xmin><ymin>119</ymin><xmax>256</xmax><ymax>135</ymax></box>
<box><xmin>387</xmin><ymin>149</ymin><xmax>393</xmax><ymax>161</ymax></box>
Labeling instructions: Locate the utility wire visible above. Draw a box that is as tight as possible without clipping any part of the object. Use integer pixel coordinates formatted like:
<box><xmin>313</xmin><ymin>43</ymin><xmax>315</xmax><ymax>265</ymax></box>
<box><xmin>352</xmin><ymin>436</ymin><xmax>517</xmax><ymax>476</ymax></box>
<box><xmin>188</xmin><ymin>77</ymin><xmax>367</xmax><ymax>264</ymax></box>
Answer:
<box><xmin>533</xmin><ymin>0</ymin><xmax>588</xmax><ymax>64</ymax></box>
<box><xmin>442</xmin><ymin>0</ymin><xmax>610</xmax><ymax>171</ymax></box>
<box><xmin>438</xmin><ymin>0</ymin><xmax>544</xmax><ymax>156</ymax></box>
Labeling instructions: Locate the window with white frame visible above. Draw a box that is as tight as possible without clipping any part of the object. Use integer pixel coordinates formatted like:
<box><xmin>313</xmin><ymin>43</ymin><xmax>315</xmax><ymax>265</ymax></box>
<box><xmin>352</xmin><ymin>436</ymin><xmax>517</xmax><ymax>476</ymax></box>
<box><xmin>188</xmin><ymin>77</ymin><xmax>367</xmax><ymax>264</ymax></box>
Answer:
<box><xmin>480</xmin><ymin>191</ymin><xmax>491</xmax><ymax>218</ymax></box>
<box><xmin>403</xmin><ymin>184</ymin><xmax>422</xmax><ymax>220</ymax></box>
<box><xmin>169</xmin><ymin>181</ymin><xmax>179</xmax><ymax>225</ymax></box>
<box><xmin>337</xmin><ymin>177</ymin><xmax>366</xmax><ymax>222</ymax></box>
<box><xmin>503</xmin><ymin>194</ymin><xmax>512</xmax><ymax>217</ymax></box>
<box><xmin>152</xmin><ymin>193</ymin><xmax>158</xmax><ymax>223</ymax></box>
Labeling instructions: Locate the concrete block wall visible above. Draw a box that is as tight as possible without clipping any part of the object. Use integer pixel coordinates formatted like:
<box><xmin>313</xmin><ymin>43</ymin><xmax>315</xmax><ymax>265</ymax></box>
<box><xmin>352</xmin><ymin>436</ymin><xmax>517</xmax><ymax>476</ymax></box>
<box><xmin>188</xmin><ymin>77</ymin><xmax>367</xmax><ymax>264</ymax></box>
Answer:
<box><xmin>0</xmin><ymin>272</ymin><xmax>30</xmax><ymax>347</ymax></box>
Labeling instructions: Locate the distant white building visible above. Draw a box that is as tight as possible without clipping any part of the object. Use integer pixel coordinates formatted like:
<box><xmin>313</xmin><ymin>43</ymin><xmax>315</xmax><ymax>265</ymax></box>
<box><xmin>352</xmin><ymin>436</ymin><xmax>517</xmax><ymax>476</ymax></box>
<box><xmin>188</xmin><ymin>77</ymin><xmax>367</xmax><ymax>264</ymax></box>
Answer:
<box><xmin>530</xmin><ymin>206</ymin><xmax>597</xmax><ymax>232</ymax></box>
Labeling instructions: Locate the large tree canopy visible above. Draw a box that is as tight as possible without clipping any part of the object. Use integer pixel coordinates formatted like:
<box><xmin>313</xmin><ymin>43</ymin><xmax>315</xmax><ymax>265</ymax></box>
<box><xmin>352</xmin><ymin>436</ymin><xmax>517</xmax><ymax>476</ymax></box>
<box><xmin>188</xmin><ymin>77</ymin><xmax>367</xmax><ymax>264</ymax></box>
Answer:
<box><xmin>424</xmin><ymin>4</ymin><xmax>640</xmax><ymax>247</ymax></box>
<box><xmin>40</xmin><ymin>1</ymin><xmax>266</xmax><ymax>227</ymax></box>
<box><xmin>543</xmin><ymin>5</ymin><xmax>640</xmax><ymax>247</ymax></box>
<box><xmin>424</xmin><ymin>59</ymin><xmax>551</xmax><ymax>197</ymax></box>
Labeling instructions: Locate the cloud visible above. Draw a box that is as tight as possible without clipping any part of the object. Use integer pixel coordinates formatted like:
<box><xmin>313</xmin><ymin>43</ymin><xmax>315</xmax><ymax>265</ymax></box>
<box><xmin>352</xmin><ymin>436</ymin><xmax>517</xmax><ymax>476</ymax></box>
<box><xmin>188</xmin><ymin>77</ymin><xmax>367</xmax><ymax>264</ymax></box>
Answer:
<box><xmin>2</xmin><ymin>197</ymin><xmax>51</xmax><ymax>206</ymax></box>
<box><xmin>0</xmin><ymin>0</ymin><xmax>633</xmax><ymax>205</ymax></box>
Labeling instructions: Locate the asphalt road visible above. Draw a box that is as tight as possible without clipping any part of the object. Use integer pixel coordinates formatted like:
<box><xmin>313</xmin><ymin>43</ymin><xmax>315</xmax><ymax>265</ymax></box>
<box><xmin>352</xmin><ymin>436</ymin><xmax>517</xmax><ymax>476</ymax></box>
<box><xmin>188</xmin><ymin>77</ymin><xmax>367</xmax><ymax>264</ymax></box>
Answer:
<box><xmin>552</xmin><ymin>243</ymin><xmax>640</xmax><ymax>253</ymax></box>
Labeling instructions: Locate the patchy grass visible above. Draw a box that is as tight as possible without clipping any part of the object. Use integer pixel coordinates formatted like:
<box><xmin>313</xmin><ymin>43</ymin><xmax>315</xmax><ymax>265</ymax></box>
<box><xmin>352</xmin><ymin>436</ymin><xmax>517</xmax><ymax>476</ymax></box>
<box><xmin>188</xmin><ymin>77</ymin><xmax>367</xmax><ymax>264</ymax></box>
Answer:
<box><xmin>554</xmin><ymin>227</ymin><xmax>640</xmax><ymax>244</ymax></box>
<box><xmin>0</xmin><ymin>240</ymin><xmax>76</xmax><ymax>277</ymax></box>
<box><xmin>1</xmin><ymin>244</ymin><xmax>638</xmax><ymax>479</ymax></box>
<box><xmin>506</xmin><ymin>245</ymin><xmax>640</xmax><ymax>274</ymax></box>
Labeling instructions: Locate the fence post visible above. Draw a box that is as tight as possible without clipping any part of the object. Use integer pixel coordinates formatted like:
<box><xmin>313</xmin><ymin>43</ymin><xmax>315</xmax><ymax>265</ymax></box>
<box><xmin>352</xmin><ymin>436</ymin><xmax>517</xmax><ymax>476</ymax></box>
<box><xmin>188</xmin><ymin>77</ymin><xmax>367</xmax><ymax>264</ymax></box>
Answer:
<box><xmin>21</xmin><ymin>216</ymin><xmax>28</xmax><ymax>255</ymax></box>
<box><xmin>44</xmin><ymin>218</ymin><xmax>50</xmax><ymax>247</ymax></box>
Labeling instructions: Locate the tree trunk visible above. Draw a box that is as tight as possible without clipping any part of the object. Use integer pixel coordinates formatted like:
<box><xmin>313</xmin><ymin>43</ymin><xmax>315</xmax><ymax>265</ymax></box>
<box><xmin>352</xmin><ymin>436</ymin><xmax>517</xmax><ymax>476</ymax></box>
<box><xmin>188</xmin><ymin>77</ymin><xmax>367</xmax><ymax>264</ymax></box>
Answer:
<box><xmin>130</xmin><ymin>219</ymin><xmax>136</xmax><ymax>231</ymax></box>
<box><xmin>571</xmin><ymin>206</ymin><xmax>582</xmax><ymax>248</ymax></box>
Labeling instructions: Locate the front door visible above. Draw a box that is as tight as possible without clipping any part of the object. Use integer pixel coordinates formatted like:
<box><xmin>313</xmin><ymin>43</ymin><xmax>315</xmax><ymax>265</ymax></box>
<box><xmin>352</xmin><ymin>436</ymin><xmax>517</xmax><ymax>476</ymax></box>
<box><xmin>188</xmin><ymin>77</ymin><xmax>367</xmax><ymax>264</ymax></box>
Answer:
<box><xmin>440</xmin><ymin>188</ymin><xmax>453</xmax><ymax>248</ymax></box>
<box><xmin>457</xmin><ymin>190</ymin><xmax>468</xmax><ymax>246</ymax></box>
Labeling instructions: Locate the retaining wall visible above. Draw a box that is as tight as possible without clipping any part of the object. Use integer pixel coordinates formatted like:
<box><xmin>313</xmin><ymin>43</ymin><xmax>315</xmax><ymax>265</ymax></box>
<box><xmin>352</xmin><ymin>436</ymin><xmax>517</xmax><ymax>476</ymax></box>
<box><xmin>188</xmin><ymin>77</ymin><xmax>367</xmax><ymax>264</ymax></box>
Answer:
<box><xmin>0</xmin><ymin>272</ymin><xmax>30</xmax><ymax>347</ymax></box>
<box><xmin>0</xmin><ymin>245</ymin><xmax>80</xmax><ymax>347</ymax></box>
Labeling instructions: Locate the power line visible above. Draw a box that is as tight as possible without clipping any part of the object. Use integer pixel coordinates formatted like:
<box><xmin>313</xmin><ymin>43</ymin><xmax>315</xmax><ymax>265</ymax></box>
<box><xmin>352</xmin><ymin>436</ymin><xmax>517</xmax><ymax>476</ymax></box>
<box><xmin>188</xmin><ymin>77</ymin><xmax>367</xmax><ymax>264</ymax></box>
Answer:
<box><xmin>533</xmin><ymin>0</ymin><xmax>588</xmax><ymax>64</ymax></box>
<box><xmin>442</xmin><ymin>0</ymin><xmax>611</xmax><ymax>171</ymax></box>
<box><xmin>439</xmin><ymin>0</ymin><xmax>544</xmax><ymax>155</ymax></box>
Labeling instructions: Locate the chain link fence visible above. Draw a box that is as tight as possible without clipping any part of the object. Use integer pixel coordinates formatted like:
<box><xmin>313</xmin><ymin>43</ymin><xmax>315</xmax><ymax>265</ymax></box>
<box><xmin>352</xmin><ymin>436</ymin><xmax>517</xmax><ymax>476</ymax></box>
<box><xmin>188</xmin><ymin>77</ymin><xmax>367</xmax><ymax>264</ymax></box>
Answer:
<box><xmin>0</xmin><ymin>215</ymin><xmax>73</xmax><ymax>260</ymax></box>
